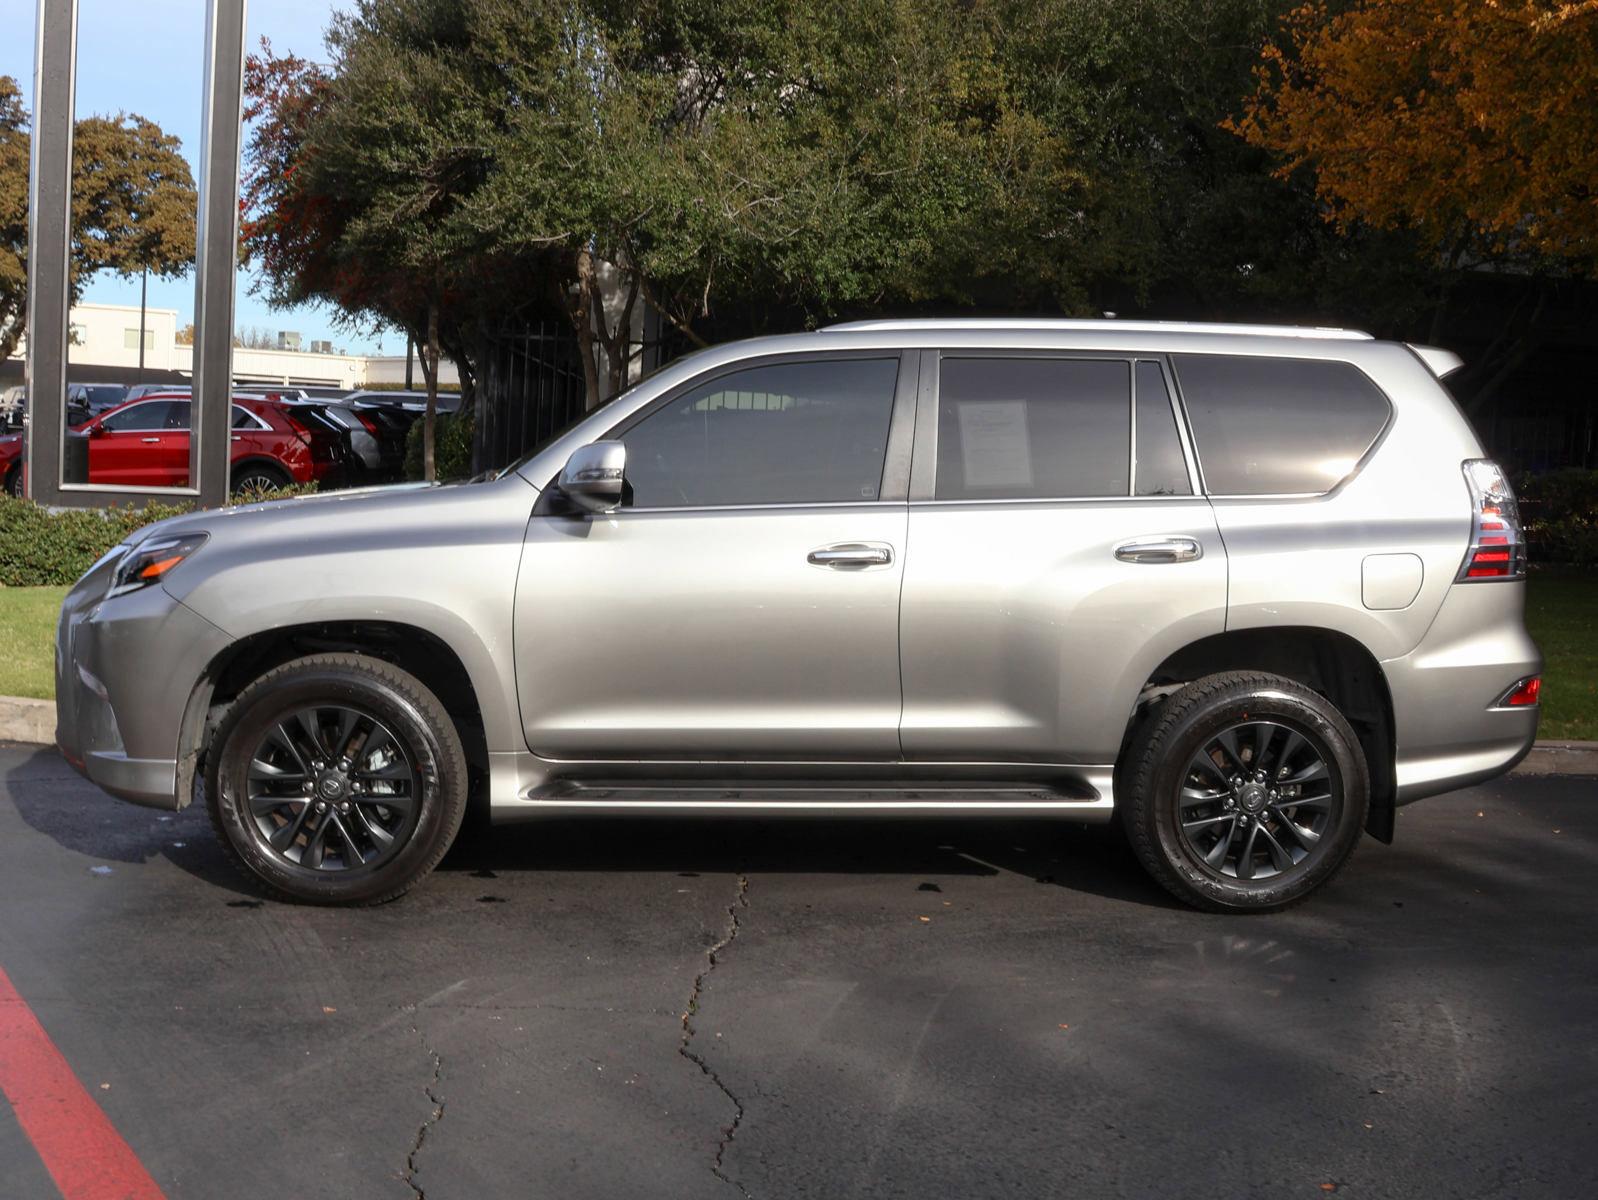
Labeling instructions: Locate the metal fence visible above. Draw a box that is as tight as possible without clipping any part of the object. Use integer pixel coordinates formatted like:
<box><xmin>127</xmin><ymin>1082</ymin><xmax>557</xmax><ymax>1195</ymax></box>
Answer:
<box><xmin>469</xmin><ymin>319</ymin><xmax>697</xmax><ymax>474</ymax></box>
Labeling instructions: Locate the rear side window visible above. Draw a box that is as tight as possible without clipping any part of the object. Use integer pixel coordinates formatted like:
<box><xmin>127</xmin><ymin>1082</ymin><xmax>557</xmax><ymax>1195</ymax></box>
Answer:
<box><xmin>936</xmin><ymin>358</ymin><xmax>1130</xmax><ymax>499</ymax></box>
<box><xmin>620</xmin><ymin>357</ymin><xmax>899</xmax><ymax>507</ymax></box>
<box><xmin>1134</xmin><ymin>362</ymin><xmax>1191</xmax><ymax>497</ymax></box>
<box><xmin>1172</xmin><ymin>354</ymin><xmax>1391</xmax><ymax>495</ymax></box>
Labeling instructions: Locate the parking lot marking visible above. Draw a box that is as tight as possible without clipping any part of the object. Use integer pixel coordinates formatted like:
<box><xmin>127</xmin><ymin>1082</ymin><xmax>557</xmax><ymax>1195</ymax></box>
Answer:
<box><xmin>0</xmin><ymin>965</ymin><xmax>167</xmax><ymax>1200</ymax></box>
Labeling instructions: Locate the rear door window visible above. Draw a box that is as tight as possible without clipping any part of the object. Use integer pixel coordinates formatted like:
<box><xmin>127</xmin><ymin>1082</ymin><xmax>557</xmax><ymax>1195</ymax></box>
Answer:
<box><xmin>935</xmin><ymin>357</ymin><xmax>1130</xmax><ymax>500</ymax></box>
<box><xmin>1172</xmin><ymin>354</ymin><xmax>1391</xmax><ymax>495</ymax></box>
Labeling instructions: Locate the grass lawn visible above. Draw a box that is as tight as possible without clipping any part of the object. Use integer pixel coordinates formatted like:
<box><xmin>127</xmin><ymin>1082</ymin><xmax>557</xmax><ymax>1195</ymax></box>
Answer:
<box><xmin>1523</xmin><ymin>569</ymin><xmax>1597</xmax><ymax>741</ymax></box>
<box><xmin>0</xmin><ymin>573</ymin><xmax>1592</xmax><ymax>737</ymax></box>
<box><xmin>0</xmin><ymin>586</ymin><xmax>66</xmax><ymax>700</ymax></box>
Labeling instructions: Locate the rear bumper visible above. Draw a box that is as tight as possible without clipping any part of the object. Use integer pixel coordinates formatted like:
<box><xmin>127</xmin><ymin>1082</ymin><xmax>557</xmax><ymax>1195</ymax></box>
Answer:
<box><xmin>1384</xmin><ymin>580</ymin><xmax>1541</xmax><ymax>805</ymax></box>
<box><xmin>55</xmin><ymin>560</ymin><xmax>230</xmax><ymax>810</ymax></box>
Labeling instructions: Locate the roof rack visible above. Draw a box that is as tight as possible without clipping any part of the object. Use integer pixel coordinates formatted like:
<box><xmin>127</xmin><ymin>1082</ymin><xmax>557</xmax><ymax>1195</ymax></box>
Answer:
<box><xmin>821</xmin><ymin>318</ymin><xmax>1373</xmax><ymax>341</ymax></box>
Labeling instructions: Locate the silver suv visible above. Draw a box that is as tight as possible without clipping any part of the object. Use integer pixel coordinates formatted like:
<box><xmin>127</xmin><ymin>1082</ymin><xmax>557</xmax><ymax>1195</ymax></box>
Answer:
<box><xmin>54</xmin><ymin>320</ymin><xmax>1541</xmax><ymax>910</ymax></box>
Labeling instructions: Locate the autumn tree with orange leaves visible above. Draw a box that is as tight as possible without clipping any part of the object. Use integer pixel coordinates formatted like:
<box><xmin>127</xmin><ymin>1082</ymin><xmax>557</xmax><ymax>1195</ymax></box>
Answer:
<box><xmin>1230</xmin><ymin>0</ymin><xmax>1598</xmax><ymax>412</ymax></box>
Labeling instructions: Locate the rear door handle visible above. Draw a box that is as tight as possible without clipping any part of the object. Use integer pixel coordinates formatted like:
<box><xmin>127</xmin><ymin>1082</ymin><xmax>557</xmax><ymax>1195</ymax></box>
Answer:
<box><xmin>808</xmin><ymin>542</ymin><xmax>894</xmax><ymax>569</ymax></box>
<box><xmin>1115</xmin><ymin>537</ymin><xmax>1203</xmax><ymax>564</ymax></box>
<box><xmin>140</xmin><ymin>437</ymin><xmax>161</xmax><ymax>443</ymax></box>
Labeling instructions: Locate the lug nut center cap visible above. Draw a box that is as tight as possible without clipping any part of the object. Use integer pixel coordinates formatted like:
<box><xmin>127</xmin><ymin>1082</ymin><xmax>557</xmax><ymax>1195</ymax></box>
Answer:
<box><xmin>318</xmin><ymin>775</ymin><xmax>346</xmax><ymax>800</ymax></box>
<box><xmin>1239</xmin><ymin>783</ymin><xmax>1268</xmax><ymax>813</ymax></box>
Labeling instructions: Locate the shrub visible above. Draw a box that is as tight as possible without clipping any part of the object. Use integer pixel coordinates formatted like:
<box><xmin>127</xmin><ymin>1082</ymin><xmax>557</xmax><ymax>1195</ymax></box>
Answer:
<box><xmin>403</xmin><ymin>407</ymin><xmax>474</xmax><ymax>482</ymax></box>
<box><xmin>1519</xmin><ymin>469</ymin><xmax>1598</xmax><ymax>566</ymax></box>
<box><xmin>0</xmin><ymin>485</ymin><xmax>315</xmax><ymax>587</ymax></box>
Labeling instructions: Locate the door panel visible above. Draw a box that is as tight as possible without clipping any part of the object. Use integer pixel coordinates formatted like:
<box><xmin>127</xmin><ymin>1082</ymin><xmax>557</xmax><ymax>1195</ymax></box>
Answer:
<box><xmin>516</xmin><ymin>505</ymin><xmax>907</xmax><ymax>759</ymax></box>
<box><xmin>898</xmin><ymin>500</ymin><xmax>1225</xmax><ymax>762</ymax></box>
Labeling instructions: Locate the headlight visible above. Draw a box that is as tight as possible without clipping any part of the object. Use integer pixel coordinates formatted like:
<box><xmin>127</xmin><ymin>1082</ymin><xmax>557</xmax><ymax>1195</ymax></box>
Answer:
<box><xmin>107</xmin><ymin>533</ymin><xmax>208</xmax><ymax>598</ymax></box>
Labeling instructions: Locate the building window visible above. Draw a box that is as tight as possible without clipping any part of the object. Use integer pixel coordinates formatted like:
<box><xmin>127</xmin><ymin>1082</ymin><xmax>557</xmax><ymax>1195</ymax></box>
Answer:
<box><xmin>123</xmin><ymin>328</ymin><xmax>156</xmax><ymax>351</ymax></box>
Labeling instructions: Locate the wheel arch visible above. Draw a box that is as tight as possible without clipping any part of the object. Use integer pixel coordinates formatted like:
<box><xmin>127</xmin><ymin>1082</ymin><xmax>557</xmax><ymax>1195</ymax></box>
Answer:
<box><xmin>177</xmin><ymin>620</ymin><xmax>489</xmax><ymax>816</ymax></box>
<box><xmin>1124</xmin><ymin>626</ymin><xmax>1397</xmax><ymax>842</ymax></box>
<box><xmin>229</xmin><ymin>456</ymin><xmax>293</xmax><ymax>487</ymax></box>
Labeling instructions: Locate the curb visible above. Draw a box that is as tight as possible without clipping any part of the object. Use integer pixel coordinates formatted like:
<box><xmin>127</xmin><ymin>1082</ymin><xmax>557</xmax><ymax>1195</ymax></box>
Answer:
<box><xmin>2</xmin><ymin>693</ymin><xmax>1597</xmax><ymax>775</ymax></box>
<box><xmin>0</xmin><ymin>696</ymin><xmax>53</xmax><ymax>746</ymax></box>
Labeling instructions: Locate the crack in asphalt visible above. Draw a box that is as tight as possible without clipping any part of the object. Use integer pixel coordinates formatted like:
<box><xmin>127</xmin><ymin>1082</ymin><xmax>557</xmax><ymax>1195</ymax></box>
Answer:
<box><xmin>680</xmin><ymin>874</ymin><xmax>751</xmax><ymax>1197</ymax></box>
<box><xmin>403</xmin><ymin>1020</ymin><xmax>445</xmax><ymax>1200</ymax></box>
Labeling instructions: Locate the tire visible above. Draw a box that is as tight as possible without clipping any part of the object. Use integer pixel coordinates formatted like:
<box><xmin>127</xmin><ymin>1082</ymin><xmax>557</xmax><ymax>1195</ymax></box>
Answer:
<box><xmin>231</xmin><ymin>462</ymin><xmax>290</xmax><ymax>498</ymax></box>
<box><xmin>205</xmin><ymin>654</ymin><xmax>468</xmax><ymax>905</ymax></box>
<box><xmin>1119</xmin><ymin>671</ymin><xmax>1368</xmax><ymax>913</ymax></box>
<box><xmin>4</xmin><ymin>465</ymin><xmax>19</xmax><ymax>497</ymax></box>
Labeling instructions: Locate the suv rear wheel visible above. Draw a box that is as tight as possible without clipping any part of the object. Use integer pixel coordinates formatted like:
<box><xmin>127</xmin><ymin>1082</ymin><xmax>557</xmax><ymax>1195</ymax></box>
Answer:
<box><xmin>205</xmin><ymin>654</ymin><xmax>468</xmax><ymax>904</ymax></box>
<box><xmin>1120</xmin><ymin>671</ymin><xmax>1368</xmax><ymax>912</ymax></box>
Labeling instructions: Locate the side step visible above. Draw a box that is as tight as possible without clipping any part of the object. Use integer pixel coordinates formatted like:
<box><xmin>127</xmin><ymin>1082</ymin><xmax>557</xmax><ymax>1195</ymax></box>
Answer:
<box><xmin>508</xmin><ymin>777</ymin><xmax>1116</xmax><ymax>821</ymax></box>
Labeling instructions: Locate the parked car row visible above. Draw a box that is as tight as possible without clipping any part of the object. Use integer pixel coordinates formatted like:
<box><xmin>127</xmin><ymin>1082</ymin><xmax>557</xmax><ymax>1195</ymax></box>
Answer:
<box><xmin>1</xmin><ymin>383</ymin><xmax>459</xmax><ymax>496</ymax></box>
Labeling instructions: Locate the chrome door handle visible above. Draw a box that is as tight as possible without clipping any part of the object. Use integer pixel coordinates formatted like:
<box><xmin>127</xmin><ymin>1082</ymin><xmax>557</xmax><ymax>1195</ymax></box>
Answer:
<box><xmin>1115</xmin><ymin>537</ymin><xmax>1202</xmax><ymax>564</ymax></box>
<box><xmin>140</xmin><ymin>437</ymin><xmax>161</xmax><ymax>443</ymax></box>
<box><xmin>808</xmin><ymin>542</ymin><xmax>893</xmax><ymax>569</ymax></box>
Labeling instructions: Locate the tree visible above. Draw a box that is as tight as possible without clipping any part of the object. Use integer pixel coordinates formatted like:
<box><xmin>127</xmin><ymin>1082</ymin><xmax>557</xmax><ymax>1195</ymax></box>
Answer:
<box><xmin>0</xmin><ymin>75</ymin><xmax>196</xmax><ymax>365</ymax></box>
<box><xmin>1230</xmin><ymin>0</ymin><xmax>1598</xmax><ymax>406</ymax></box>
<box><xmin>1233</xmin><ymin>0</ymin><xmax>1598</xmax><ymax>270</ymax></box>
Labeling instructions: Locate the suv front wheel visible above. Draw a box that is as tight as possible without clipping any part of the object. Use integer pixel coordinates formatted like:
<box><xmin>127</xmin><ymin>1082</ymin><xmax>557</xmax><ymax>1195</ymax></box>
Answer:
<box><xmin>206</xmin><ymin>653</ymin><xmax>468</xmax><ymax>904</ymax></box>
<box><xmin>1120</xmin><ymin>671</ymin><xmax>1369</xmax><ymax>912</ymax></box>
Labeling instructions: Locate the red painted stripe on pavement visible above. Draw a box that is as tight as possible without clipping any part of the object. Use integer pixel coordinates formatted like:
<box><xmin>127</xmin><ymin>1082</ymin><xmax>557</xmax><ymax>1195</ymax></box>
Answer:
<box><xmin>0</xmin><ymin>964</ymin><xmax>166</xmax><ymax>1200</ymax></box>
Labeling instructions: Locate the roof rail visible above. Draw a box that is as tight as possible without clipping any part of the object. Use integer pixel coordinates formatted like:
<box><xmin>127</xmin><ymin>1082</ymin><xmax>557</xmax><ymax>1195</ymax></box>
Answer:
<box><xmin>821</xmin><ymin>318</ymin><xmax>1374</xmax><ymax>341</ymax></box>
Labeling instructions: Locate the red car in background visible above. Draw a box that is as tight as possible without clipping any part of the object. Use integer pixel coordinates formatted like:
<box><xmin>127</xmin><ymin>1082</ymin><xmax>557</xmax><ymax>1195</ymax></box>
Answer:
<box><xmin>72</xmin><ymin>393</ymin><xmax>345</xmax><ymax>492</ymax></box>
<box><xmin>1</xmin><ymin>427</ymin><xmax>21</xmax><ymax>496</ymax></box>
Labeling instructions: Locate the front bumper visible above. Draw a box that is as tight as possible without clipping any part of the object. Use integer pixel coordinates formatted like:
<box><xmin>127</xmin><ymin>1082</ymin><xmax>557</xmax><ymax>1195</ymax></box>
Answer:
<box><xmin>55</xmin><ymin>557</ymin><xmax>231</xmax><ymax>809</ymax></box>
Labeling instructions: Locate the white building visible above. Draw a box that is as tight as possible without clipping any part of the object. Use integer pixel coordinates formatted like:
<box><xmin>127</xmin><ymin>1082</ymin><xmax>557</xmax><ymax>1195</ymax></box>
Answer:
<box><xmin>23</xmin><ymin>302</ymin><xmax>460</xmax><ymax>390</ymax></box>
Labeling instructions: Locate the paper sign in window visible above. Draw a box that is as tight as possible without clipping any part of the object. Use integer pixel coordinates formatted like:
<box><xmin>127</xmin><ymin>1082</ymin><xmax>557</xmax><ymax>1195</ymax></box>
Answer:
<box><xmin>957</xmin><ymin>400</ymin><xmax>1032</xmax><ymax>489</ymax></box>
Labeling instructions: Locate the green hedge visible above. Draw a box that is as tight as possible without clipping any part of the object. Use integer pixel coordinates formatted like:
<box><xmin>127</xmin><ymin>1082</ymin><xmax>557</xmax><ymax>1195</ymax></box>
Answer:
<box><xmin>403</xmin><ymin>407</ymin><xmax>474</xmax><ymax>482</ymax></box>
<box><xmin>0</xmin><ymin>486</ymin><xmax>316</xmax><ymax>587</ymax></box>
<box><xmin>1519</xmin><ymin>469</ymin><xmax>1598</xmax><ymax>567</ymax></box>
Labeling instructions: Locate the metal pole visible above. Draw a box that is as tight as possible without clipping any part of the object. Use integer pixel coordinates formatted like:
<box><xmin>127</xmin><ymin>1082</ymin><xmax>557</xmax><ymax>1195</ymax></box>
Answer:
<box><xmin>189</xmin><ymin>0</ymin><xmax>248</xmax><ymax>506</ymax></box>
<box><xmin>138</xmin><ymin>264</ymin><xmax>147</xmax><ymax>372</ymax></box>
<box><xmin>23</xmin><ymin>0</ymin><xmax>76</xmax><ymax>503</ymax></box>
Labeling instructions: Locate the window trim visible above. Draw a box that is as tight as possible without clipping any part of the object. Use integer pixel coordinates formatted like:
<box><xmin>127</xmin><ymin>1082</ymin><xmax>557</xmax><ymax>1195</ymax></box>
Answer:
<box><xmin>911</xmin><ymin>349</ymin><xmax>1202</xmax><ymax>505</ymax></box>
<box><xmin>229</xmin><ymin>404</ymin><xmax>271</xmax><ymax>432</ymax></box>
<box><xmin>538</xmin><ymin>349</ymin><xmax>918</xmax><ymax>515</ymax></box>
<box><xmin>1166</xmin><ymin>351</ymin><xmax>1395</xmax><ymax>500</ymax></box>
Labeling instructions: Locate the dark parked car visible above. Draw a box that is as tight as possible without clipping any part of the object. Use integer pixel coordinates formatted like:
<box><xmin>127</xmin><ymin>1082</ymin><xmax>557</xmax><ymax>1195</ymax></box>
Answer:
<box><xmin>66</xmin><ymin>382</ymin><xmax>129</xmax><ymax>428</ymax></box>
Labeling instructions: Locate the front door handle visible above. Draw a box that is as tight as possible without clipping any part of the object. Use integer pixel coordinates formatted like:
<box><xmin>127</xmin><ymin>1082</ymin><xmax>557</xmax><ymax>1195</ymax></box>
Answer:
<box><xmin>140</xmin><ymin>436</ymin><xmax>161</xmax><ymax>443</ymax></box>
<box><xmin>808</xmin><ymin>542</ymin><xmax>894</xmax><ymax>570</ymax></box>
<box><xmin>1115</xmin><ymin>537</ymin><xmax>1203</xmax><ymax>564</ymax></box>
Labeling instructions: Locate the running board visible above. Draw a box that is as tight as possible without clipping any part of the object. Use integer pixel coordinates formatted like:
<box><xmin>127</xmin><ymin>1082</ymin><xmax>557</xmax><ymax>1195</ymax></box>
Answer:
<box><xmin>500</xmin><ymin>776</ymin><xmax>1117</xmax><ymax>821</ymax></box>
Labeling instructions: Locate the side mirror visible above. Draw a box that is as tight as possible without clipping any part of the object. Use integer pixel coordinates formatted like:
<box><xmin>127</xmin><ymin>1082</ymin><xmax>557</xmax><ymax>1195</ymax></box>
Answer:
<box><xmin>558</xmin><ymin>440</ymin><xmax>626</xmax><ymax>513</ymax></box>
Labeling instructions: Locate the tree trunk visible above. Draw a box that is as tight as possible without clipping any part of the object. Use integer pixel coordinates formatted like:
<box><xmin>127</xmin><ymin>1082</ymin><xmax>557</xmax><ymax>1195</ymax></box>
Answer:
<box><xmin>423</xmin><ymin>298</ymin><xmax>440</xmax><ymax>483</ymax></box>
<box><xmin>571</xmin><ymin>248</ymin><xmax>603</xmax><ymax>411</ymax></box>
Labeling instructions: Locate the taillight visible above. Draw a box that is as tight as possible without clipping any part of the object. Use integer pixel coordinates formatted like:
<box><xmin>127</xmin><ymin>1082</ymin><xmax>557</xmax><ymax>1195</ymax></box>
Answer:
<box><xmin>1493</xmin><ymin>676</ymin><xmax>1541</xmax><ymax>708</ymax></box>
<box><xmin>1456</xmin><ymin>459</ymin><xmax>1526</xmax><ymax>581</ymax></box>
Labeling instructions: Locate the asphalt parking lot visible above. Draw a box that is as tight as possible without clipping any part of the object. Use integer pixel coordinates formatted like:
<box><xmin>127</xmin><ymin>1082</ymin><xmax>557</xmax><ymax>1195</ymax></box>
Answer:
<box><xmin>2</xmin><ymin>743</ymin><xmax>1595</xmax><ymax>1199</ymax></box>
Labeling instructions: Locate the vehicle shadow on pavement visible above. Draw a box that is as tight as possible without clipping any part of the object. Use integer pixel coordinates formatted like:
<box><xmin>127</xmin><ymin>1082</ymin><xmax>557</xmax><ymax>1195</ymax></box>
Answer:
<box><xmin>4</xmin><ymin>744</ymin><xmax>1181</xmax><ymax>909</ymax></box>
<box><xmin>437</xmin><ymin>814</ymin><xmax>1184</xmax><ymax>910</ymax></box>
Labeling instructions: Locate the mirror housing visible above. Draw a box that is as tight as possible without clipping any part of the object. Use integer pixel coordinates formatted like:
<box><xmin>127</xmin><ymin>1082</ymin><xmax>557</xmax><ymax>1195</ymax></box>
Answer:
<box><xmin>558</xmin><ymin>441</ymin><xmax>626</xmax><ymax>513</ymax></box>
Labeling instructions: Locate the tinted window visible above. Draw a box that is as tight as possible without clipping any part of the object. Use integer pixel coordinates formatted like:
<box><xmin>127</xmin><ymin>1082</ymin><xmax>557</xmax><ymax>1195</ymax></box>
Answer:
<box><xmin>232</xmin><ymin>405</ymin><xmax>260</xmax><ymax>429</ymax></box>
<box><xmin>620</xmin><ymin>358</ymin><xmax>899</xmax><ymax>507</ymax></box>
<box><xmin>1134</xmin><ymin>361</ymin><xmax>1191</xmax><ymax>496</ymax></box>
<box><xmin>100</xmin><ymin>401</ymin><xmax>177</xmax><ymax>432</ymax></box>
<box><xmin>936</xmin><ymin>358</ymin><xmax>1129</xmax><ymax>500</ymax></box>
<box><xmin>1173</xmin><ymin>355</ymin><xmax>1391</xmax><ymax>495</ymax></box>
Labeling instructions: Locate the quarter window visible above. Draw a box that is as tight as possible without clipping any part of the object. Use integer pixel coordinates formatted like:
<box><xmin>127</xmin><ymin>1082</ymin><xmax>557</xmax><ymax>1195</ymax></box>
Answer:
<box><xmin>620</xmin><ymin>358</ymin><xmax>899</xmax><ymax>508</ymax></box>
<box><xmin>1172</xmin><ymin>355</ymin><xmax>1391</xmax><ymax>495</ymax></box>
<box><xmin>935</xmin><ymin>358</ymin><xmax>1130</xmax><ymax>500</ymax></box>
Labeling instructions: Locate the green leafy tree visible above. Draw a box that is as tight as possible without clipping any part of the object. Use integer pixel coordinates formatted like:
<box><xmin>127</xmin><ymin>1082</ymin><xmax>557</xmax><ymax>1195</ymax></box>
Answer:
<box><xmin>0</xmin><ymin>75</ymin><xmax>196</xmax><ymax>366</ymax></box>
